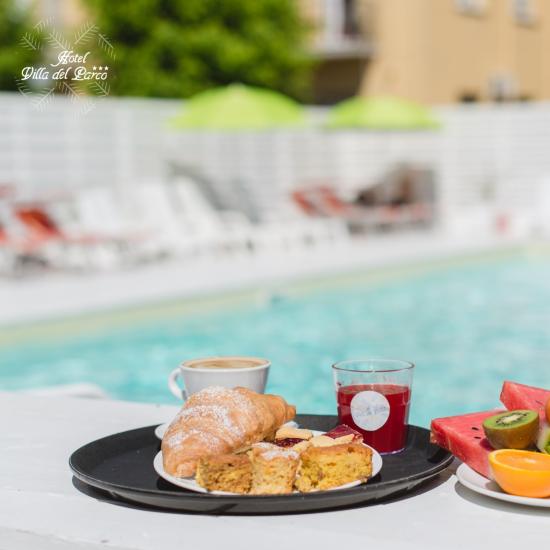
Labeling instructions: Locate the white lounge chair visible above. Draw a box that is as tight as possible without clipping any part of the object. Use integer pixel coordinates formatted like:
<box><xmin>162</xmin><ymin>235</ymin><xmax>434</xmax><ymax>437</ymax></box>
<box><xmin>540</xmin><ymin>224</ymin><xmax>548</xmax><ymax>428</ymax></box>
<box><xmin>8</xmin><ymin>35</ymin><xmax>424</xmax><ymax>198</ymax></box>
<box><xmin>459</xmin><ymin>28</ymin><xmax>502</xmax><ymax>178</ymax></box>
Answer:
<box><xmin>68</xmin><ymin>186</ymin><xmax>154</xmax><ymax>268</ymax></box>
<box><xmin>131</xmin><ymin>181</ymin><xmax>202</xmax><ymax>257</ymax></box>
<box><xmin>171</xmin><ymin>177</ymin><xmax>256</xmax><ymax>255</ymax></box>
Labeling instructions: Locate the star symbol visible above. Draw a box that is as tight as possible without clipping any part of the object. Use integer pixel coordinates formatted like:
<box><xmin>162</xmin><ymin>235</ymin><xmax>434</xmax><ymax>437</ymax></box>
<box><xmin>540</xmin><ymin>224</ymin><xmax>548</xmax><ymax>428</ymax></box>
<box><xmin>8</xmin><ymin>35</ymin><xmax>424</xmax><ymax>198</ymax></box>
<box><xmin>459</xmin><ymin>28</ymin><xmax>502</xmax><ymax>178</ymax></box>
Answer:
<box><xmin>104</xmin><ymin>66</ymin><xmax>109</xmax><ymax>70</ymax></box>
<box><xmin>93</xmin><ymin>66</ymin><xmax>97</xmax><ymax>70</ymax></box>
<box><xmin>98</xmin><ymin>66</ymin><xmax>103</xmax><ymax>70</ymax></box>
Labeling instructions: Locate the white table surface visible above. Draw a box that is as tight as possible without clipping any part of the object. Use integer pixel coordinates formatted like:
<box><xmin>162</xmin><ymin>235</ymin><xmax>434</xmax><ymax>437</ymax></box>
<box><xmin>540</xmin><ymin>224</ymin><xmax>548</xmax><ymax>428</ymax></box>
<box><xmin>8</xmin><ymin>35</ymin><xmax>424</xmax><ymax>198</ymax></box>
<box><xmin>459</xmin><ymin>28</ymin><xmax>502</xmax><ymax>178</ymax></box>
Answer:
<box><xmin>1</xmin><ymin>392</ymin><xmax>547</xmax><ymax>550</ymax></box>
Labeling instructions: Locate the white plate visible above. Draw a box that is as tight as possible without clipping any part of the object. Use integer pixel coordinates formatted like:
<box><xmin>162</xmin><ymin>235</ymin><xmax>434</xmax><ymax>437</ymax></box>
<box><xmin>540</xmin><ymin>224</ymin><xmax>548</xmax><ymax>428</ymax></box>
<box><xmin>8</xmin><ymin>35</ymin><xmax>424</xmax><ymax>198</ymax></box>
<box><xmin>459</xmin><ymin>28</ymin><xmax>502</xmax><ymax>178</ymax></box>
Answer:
<box><xmin>154</xmin><ymin>423</ymin><xmax>168</xmax><ymax>440</ymax></box>
<box><xmin>456</xmin><ymin>463</ymin><xmax>550</xmax><ymax>508</ymax></box>
<box><xmin>154</xmin><ymin>429</ymin><xmax>383</xmax><ymax>496</ymax></box>
<box><xmin>154</xmin><ymin>420</ymin><xmax>298</xmax><ymax>440</ymax></box>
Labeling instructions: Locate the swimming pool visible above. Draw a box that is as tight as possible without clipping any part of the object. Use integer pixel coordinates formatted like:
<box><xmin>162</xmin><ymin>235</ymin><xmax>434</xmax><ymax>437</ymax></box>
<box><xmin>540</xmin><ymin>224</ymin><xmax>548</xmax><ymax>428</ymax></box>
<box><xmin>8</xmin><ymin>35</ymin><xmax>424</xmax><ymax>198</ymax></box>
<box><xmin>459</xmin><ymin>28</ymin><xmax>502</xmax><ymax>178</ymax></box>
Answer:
<box><xmin>2</xmin><ymin>250</ymin><xmax>550</xmax><ymax>427</ymax></box>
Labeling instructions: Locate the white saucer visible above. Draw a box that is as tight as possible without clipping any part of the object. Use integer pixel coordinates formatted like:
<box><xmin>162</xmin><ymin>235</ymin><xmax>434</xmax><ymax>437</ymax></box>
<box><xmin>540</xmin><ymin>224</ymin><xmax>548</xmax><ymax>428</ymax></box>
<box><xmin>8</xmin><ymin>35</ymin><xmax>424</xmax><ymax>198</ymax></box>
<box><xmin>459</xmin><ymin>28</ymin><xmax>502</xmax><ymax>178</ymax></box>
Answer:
<box><xmin>154</xmin><ymin>420</ymin><xmax>299</xmax><ymax>440</ymax></box>
<box><xmin>456</xmin><ymin>463</ymin><xmax>550</xmax><ymax>508</ymax></box>
<box><xmin>154</xmin><ymin>429</ymin><xmax>383</xmax><ymax>496</ymax></box>
<box><xmin>154</xmin><ymin>423</ymin><xmax>169</xmax><ymax>440</ymax></box>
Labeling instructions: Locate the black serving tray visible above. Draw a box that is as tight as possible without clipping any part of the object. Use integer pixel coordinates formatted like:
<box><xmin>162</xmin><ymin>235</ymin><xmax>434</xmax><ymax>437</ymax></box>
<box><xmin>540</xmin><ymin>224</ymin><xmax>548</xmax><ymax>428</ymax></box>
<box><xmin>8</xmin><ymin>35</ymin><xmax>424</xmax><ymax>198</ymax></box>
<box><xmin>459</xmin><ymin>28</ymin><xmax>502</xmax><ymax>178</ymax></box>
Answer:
<box><xmin>69</xmin><ymin>414</ymin><xmax>452</xmax><ymax>515</ymax></box>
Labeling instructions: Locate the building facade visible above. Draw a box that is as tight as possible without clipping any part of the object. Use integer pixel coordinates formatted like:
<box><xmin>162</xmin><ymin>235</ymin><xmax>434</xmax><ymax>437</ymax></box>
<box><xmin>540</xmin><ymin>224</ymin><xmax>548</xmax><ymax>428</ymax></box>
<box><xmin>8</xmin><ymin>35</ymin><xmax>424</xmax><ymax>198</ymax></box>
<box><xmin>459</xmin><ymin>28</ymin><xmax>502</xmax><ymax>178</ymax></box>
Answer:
<box><xmin>303</xmin><ymin>0</ymin><xmax>550</xmax><ymax>104</ymax></box>
<box><xmin>25</xmin><ymin>0</ymin><xmax>550</xmax><ymax>105</ymax></box>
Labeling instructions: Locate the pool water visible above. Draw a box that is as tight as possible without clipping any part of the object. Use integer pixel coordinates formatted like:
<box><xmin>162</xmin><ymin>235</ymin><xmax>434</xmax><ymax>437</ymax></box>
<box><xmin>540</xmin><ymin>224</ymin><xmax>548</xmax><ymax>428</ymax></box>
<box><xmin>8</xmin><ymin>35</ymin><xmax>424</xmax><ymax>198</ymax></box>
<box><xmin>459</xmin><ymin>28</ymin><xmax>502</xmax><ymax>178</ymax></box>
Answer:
<box><xmin>2</xmin><ymin>253</ymin><xmax>550</xmax><ymax>427</ymax></box>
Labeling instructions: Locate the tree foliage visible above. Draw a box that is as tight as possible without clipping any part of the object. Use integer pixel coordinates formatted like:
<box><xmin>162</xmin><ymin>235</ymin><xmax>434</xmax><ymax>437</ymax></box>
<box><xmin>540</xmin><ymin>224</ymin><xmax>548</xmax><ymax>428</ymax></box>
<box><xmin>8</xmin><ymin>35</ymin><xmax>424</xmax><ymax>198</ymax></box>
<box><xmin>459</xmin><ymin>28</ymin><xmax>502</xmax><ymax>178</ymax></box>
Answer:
<box><xmin>84</xmin><ymin>0</ymin><xmax>313</xmax><ymax>100</ymax></box>
<box><xmin>0</xmin><ymin>0</ymin><xmax>43</xmax><ymax>91</ymax></box>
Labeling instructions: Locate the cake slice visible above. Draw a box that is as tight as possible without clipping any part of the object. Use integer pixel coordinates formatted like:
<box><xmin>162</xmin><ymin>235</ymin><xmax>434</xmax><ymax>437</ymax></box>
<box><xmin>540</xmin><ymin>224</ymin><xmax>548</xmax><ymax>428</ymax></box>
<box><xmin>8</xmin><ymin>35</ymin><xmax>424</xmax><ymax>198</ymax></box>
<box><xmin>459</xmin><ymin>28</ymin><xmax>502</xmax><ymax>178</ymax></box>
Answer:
<box><xmin>195</xmin><ymin>453</ymin><xmax>252</xmax><ymax>494</ymax></box>
<box><xmin>295</xmin><ymin>443</ymin><xmax>372</xmax><ymax>492</ymax></box>
<box><xmin>249</xmin><ymin>446</ymin><xmax>300</xmax><ymax>494</ymax></box>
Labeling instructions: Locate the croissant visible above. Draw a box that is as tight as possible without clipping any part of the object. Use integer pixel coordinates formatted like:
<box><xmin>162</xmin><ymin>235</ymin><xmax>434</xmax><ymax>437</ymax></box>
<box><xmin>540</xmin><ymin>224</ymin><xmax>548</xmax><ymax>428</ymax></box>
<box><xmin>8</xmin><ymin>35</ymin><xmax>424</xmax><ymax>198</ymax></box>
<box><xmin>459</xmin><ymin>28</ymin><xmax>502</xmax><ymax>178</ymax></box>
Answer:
<box><xmin>161</xmin><ymin>386</ymin><xmax>296</xmax><ymax>477</ymax></box>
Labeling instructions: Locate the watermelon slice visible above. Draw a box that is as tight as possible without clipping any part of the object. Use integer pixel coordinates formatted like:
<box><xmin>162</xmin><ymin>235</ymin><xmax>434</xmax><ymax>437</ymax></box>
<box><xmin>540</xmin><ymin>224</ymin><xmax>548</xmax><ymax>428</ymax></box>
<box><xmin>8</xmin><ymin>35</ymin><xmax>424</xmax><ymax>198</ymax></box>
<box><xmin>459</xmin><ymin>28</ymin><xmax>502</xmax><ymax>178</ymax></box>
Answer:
<box><xmin>500</xmin><ymin>381</ymin><xmax>550</xmax><ymax>421</ymax></box>
<box><xmin>430</xmin><ymin>410</ymin><xmax>502</xmax><ymax>479</ymax></box>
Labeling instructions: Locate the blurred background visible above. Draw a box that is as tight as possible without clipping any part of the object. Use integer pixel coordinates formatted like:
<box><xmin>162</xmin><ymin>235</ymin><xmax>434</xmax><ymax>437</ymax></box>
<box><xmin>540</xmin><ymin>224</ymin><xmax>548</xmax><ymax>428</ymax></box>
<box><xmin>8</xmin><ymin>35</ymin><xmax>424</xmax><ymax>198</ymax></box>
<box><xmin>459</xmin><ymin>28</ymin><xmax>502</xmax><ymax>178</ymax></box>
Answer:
<box><xmin>2</xmin><ymin>0</ymin><xmax>550</xmax><ymax>425</ymax></box>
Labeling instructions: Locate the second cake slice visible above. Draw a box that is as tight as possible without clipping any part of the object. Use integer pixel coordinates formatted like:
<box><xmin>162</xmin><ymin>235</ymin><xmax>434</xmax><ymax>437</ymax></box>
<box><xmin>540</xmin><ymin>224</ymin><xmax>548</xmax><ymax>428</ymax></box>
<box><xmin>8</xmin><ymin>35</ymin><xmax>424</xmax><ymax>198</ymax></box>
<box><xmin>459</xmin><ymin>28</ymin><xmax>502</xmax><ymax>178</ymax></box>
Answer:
<box><xmin>295</xmin><ymin>443</ymin><xmax>373</xmax><ymax>492</ymax></box>
<box><xmin>249</xmin><ymin>445</ymin><xmax>300</xmax><ymax>494</ymax></box>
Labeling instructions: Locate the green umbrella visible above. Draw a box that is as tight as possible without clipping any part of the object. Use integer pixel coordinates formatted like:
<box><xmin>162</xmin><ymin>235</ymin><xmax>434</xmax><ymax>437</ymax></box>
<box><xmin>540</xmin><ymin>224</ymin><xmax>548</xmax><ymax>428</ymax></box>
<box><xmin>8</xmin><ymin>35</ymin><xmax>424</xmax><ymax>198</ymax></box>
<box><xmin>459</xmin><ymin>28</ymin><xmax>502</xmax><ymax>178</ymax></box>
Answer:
<box><xmin>169</xmin><ymin>83</ymin><xmax>306</xmax><ymax>130</ymax></box>
<box><xmin>326</xmin><ymin>95</ymin><xmax>440</xmax><ymax>130</ymax></box>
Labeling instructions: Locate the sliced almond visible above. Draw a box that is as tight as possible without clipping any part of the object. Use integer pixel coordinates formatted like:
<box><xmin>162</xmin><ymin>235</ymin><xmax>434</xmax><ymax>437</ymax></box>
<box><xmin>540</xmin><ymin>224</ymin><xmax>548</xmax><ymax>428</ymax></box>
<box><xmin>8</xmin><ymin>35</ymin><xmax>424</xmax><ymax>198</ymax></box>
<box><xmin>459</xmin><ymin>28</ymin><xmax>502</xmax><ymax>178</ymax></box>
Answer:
<box><xmin>309</xmin><ymin>435</ymin><xmax>339</xmax><ymax>447</ymax></box>
<box><xmin>275</xmin><ymin>426</ymin><xmax>313</xmax><ymax>440</ymax></box>
<box><xmin>331</xmin><ymin>434</ymin><xmax>355</xmax><ymax>445</ymax></box>
<box><xmin>292</xmin><ymin>440</ymin><xmax>312</xmax><ymax>453</ymax></box>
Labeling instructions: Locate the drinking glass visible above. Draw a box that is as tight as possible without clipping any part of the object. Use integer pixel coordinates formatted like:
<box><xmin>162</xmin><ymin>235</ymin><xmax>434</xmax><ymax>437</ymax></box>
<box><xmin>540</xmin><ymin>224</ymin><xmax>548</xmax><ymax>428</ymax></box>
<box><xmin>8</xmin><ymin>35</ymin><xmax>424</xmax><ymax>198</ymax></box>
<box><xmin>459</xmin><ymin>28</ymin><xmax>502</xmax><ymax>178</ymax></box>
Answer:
<box><xmin>332</xmin><ymin>359</ymin><xmax>414</xmax><ymax>454</ymax></box>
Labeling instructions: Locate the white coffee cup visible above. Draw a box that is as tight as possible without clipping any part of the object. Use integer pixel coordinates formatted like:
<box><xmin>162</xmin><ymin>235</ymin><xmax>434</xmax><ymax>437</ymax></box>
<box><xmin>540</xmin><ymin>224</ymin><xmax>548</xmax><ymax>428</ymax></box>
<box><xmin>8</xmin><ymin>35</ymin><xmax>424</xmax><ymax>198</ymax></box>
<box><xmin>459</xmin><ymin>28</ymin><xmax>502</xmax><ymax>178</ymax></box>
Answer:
<box><xmin>168</xmin><ymin>356</ymin><xmax>271</xmax><ymax>400</ymax></box>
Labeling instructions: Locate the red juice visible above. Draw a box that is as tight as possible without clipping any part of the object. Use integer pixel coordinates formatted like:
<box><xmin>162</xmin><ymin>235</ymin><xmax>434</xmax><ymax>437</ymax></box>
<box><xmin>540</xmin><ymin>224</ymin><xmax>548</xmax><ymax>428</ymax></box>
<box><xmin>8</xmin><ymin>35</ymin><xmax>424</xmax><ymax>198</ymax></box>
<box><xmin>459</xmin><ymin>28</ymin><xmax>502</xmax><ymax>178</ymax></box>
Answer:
<box><xmin>336</xmin><ymin>383</ymin><xmax>411</xmax><ymax>454</ymax></box>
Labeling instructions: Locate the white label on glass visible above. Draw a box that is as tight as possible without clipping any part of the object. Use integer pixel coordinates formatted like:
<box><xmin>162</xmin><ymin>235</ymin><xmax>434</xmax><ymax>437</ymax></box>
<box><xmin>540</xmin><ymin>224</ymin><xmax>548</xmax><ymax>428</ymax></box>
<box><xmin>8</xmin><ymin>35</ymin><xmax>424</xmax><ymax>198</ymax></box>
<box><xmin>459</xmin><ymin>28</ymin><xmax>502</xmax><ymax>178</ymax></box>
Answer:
<box><xmin>350</xmin><ymin>391</ymin><xmax>390</xmax><ymax>431</ymax></box>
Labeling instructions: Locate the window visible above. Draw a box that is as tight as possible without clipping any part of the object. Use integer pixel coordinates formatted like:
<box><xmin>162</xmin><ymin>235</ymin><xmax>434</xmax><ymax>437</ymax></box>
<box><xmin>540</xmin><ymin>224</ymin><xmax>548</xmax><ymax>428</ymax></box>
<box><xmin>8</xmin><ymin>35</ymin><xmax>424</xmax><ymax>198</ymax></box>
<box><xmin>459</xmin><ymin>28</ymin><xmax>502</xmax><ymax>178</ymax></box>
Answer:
<box><xmin>323</xmin><ymin>0</ymin><xmax>362</xmax><ymax>44</ymax></box>
<box><xmin>343</xmin><ymin>0</ymin><xmax>361</xmax><ymax>37</ymax></box>
<box><xmin>455</xmin><ymin>0</ymin><xmax>487</xmax><ymax>16</ymax></box>
<box><xmin>512</xmin><ymin>0</ymin><xmax>536</xmax><ymax>25</ymax></box>
<box><xmin>488</xmin><ymin>74</ymin><xmax>517</xmax><ymax>102</ymax></box>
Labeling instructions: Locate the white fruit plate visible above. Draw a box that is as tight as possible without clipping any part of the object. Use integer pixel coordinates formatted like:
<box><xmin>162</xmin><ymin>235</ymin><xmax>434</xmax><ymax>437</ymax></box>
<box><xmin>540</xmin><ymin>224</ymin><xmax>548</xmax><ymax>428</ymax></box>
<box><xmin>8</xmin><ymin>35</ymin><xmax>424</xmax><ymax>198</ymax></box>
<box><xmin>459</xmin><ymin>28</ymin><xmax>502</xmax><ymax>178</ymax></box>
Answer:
<box><xmin>456</xmin><ymin>463</ymin><xmax>550</xmax><ymax>508</ymax></box>
<box><xmin>154</xmin><ymin>429</ymin><xmax>383</xmax><ymax>495</ymax></box>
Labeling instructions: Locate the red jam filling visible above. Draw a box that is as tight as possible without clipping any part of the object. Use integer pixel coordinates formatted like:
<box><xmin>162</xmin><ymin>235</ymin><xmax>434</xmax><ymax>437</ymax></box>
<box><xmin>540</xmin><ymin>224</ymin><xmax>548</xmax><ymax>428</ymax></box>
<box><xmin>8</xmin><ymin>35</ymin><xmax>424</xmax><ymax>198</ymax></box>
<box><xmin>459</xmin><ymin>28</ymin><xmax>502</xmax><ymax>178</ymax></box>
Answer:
<box><xmin>273</xmin><ymin>438</ymin><xmax>304</xmax><ymax>448</ymax></box>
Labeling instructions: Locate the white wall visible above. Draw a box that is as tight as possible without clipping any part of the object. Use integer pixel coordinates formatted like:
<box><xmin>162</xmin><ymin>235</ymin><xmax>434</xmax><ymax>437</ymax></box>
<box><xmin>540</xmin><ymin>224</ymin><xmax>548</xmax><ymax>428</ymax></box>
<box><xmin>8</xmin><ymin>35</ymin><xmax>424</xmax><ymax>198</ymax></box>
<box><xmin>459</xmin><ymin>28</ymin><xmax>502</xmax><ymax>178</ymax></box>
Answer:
<box><xmin>0</xmin><ymin>93</ymin><xmax>177</xmax><ymax>191</ymax></box>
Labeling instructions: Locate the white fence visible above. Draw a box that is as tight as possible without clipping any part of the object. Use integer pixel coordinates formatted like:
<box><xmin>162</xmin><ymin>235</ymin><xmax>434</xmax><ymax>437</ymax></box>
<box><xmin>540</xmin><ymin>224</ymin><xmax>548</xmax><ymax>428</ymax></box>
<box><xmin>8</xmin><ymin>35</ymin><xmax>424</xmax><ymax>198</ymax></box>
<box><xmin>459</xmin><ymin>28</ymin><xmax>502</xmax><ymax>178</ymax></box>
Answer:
<box><xmin>0</xmin><ymin>93</ymin><xmax>177</xmax><ymax>190</ymax></box>
<box><xmin>1</xmin><ymin>92</ymin><xmax>550</xmax><ymax>232</ymax></box>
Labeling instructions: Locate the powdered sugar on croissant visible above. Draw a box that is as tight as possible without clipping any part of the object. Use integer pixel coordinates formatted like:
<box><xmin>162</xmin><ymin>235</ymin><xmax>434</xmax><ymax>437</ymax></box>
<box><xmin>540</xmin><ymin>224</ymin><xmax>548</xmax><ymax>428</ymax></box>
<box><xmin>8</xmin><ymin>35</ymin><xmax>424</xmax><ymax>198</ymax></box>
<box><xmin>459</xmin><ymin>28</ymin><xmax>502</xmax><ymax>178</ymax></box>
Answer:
<box><xmin>161</xmin><ymin>386</ymin><xmax>296</xmax><ymax>477</ymax></box>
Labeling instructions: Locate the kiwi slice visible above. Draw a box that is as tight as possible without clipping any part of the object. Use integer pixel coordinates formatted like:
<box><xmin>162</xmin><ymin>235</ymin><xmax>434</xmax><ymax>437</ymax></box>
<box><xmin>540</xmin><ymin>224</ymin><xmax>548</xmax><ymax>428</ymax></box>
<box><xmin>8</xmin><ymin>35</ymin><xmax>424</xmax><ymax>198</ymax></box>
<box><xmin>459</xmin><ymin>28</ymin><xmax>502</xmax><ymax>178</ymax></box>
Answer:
<box><xmin>482</xmin><ymin>410</ymin><xmax>539</xmax><ymax>450</ymax></box>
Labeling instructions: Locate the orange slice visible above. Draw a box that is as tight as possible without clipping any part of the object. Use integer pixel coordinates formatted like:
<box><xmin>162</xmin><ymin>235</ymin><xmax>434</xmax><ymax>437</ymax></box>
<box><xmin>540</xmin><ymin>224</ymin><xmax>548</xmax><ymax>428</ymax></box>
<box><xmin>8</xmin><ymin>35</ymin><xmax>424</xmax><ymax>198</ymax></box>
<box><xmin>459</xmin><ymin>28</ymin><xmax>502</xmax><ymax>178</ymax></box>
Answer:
<box><xmin>489</xmin><ymin>449</ymin><xmax>550</xmax><ymax>498</ymax></box>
